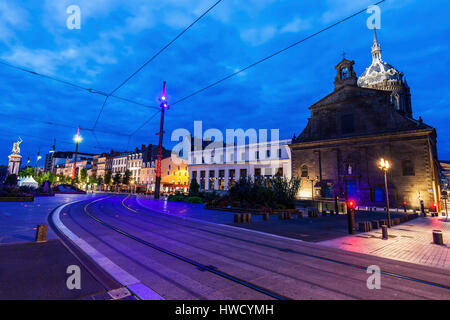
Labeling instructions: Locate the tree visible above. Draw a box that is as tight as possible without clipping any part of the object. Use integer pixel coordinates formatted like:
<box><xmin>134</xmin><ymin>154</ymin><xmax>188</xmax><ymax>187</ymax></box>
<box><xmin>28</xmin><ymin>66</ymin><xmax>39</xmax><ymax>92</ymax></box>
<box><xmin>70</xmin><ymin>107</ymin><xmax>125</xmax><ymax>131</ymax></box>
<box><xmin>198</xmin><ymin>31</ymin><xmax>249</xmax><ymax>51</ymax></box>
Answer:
<box><xmin>113</xmin><ymin>173</ymin><xmax>121</xmax><ymax>185</ymax></box>
<box><xmin>80</xmin><ymin>168</ymin><xmax>88</xmax><ymax>183</ymax></box>
<box><xmin>4</xmin><ymin>174</ymin><xmax>18</xmax><ymax>186</ymax></box>
<box><xmin>189</xmin><ymin>177</ymin><xmax>200</xmax><ymax>196</ymax></box>
<box><xmin>123</xmin><ymin>170</ymin><xmax>131</xmax><ymax>185</ymax></box>
<box><xmin>18</xmin><ymin>167</ymin><xmax>35</xmax><ymax>178</ymax></box>
<box><xmin>104</xmin><ymin>170</ymin><xmax>112</xmax><ymax>186</ymax></box>
<box><xmin>0</xmin><ymin>166</ymin><xmax>8</xmax><ymax>184</ymax></box>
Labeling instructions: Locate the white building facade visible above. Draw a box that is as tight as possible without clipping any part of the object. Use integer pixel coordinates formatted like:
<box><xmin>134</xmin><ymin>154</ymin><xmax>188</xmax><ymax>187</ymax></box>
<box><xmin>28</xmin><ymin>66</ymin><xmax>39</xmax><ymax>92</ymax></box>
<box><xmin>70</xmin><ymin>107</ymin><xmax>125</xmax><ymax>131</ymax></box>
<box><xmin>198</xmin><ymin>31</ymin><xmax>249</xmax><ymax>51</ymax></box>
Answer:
<box><xmin>188</xmin><ymin>139</ymin><xmax>292</xmax><ymax>191</ymax></box>
<box><xmin>111</xmin><ymin>153</ymin><xmax>129</xmax><ymax>177</ymax></box>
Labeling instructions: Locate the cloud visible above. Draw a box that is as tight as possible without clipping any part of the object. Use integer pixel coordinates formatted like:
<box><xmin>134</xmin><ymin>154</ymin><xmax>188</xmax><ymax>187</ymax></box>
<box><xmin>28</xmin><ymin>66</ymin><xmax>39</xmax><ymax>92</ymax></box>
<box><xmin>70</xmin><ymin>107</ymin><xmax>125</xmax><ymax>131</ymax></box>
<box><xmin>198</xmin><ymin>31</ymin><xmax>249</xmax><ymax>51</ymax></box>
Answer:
<box><xmin>280</xmin><ymin>17</ymin><xmax>311</xmax><ymax>33</ymax></box>
<box><xmin>240</xmin><ymin>26</ymin><xmax>277</xmax><ymax>46</ymax></box>
<box><xmin>0</xmin><ymin>2</ymin><xmax>28</xmax><ymax>41</ymax></box>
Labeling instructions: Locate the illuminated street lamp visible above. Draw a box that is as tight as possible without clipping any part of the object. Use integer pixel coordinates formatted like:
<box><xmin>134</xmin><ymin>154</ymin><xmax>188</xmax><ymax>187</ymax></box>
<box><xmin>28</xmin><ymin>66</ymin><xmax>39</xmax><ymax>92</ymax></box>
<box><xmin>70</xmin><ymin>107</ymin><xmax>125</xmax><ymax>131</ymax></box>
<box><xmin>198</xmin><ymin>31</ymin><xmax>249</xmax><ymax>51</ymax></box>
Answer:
<box><xmin>379</xmin><ymin>158</ymin><xmax>391</xmax><ymax>227</ymax></box>
<box><xmin>130</xmin><ymin>179</ymin><xmax>135</xmax><ymax>194</ymax></box>
<box><xmin>35</xmin><ymin>149</ymin><xmax>42</xmax><ymax>175</ymax></box>
<box><xmin>154</xmin><ymin>81</ymin><xmax>170</xmax><ymax>200</ymax></box>
<box><xmin>72</xmin><ymin>126</ymin><xmax>82</xmax><ymax>181</ymax></box>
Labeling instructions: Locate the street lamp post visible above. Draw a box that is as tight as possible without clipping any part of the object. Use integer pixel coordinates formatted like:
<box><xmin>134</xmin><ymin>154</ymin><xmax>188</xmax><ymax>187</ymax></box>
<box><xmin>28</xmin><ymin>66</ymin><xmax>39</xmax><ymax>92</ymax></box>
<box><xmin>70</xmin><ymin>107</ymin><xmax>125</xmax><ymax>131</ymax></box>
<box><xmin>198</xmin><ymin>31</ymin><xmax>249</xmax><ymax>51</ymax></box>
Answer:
<box><xmin>379</xmin><ymin>158</ymin><xmax>391</xmax><ymax>227</ymax></box>
<box><xmin>72</xmin><ymin>126</ymin><xmax>82</xmax><ymax>181</ymax></box>
<box><xmin>35</xmin><ymin>149</ymin><xmax>42</xmax><ymax>175</ymax></box>
<box><xmin>154</xmin><ymin>81</ymin><xmax>170</xmax><ymax>200</ymax></box>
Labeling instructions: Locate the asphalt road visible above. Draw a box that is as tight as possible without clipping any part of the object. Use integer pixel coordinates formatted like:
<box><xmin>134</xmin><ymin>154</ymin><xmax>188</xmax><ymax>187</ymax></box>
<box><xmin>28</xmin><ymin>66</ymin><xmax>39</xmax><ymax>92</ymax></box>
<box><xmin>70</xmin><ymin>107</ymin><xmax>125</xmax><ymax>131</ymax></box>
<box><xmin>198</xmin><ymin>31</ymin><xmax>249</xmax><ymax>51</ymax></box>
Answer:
<box><xmin>59</xmin><ymin>195</ymin><xmax>450</xmax><ymax>300</ymax></box>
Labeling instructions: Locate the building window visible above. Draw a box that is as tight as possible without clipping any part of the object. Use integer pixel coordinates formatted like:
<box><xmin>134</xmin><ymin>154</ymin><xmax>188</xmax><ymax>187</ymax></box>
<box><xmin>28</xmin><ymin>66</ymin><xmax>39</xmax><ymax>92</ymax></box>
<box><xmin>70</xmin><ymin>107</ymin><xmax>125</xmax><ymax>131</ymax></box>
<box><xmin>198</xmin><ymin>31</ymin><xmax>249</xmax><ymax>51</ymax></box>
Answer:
<box><xmin>402</xmin><ymin>160</ymin><xmax>415</xmax><ymax>176</ymax></box>
<box><xmin>266</xmin><ymin>150</ymin><xmax>271</xmax><ymax>158</ymax></box>
<box><xmin>254</xmin><ymin>168</ymin><xmax>261</xmax><ymax>176</ymax></box>
<box><xmin>255</xmin><ymin>151</ymin><xmax>260</xmax><ymax>160</ymax></box>
<box><xmin>241</xmin><ymin>152</ymin><xmax>245</xmax><ymax>161</ymax></box>
<box><xmin>371</xmin><ymin>187</ymin><xmax>384</xmax><ymax>202</ymax></box>
<box><xmin>341</xmin><ymin>114</ymin><xmax>354</xmax><ymax>134</ymax></box>
<box><xmin>240</xmin><ymin>169</ymin><xmax>247</xmax><ymax>177</ymax></box>
<box><xmin>276</xmin><ymin>167</ymin><xmax>283</xmax><ymax>176</ymax></box>
<box><xmin>301</xmin><ymin>165</ymin><xmax>308</xmax><ymax>178</ymax></box>
<box><xmin>278</xmin><ymin>148</ymin><xmax>282</xmax><ymax>159</ymax></box>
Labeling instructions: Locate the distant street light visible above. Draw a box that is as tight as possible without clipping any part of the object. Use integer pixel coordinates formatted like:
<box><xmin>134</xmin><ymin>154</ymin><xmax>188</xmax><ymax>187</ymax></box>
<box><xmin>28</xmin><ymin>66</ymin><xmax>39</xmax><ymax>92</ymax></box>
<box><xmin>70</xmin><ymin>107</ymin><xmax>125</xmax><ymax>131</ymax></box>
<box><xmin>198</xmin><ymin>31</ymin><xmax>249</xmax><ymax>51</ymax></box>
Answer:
<box><xmin>35</xmin><ymin>149</ymin><xmax>42</xmax><ymax>175</ymax></box>
<box><xmin>130</xmin><ymin>179</ymin><xmax>135</xmax><ymax>194</ymax></box>
<box><xmin>379</xmin><ymin>158</ymin><xmax>391</xmax><ymax>227</ymax></box>
<box><xmin>72</xmin><ymin>126</ymin><xmax>82</xmax><ymax>181</ymax></box>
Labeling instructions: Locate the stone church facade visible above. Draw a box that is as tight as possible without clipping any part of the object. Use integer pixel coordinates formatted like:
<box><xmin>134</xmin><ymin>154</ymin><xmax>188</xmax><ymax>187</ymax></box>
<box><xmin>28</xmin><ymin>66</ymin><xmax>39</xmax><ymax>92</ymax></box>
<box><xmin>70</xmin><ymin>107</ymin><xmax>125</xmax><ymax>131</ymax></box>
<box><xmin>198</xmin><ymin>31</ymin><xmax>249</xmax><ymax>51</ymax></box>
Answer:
<box><xmin>290</xmin><ymin>30</ymin><xmax>440</xmax><ymax>210</ymax></box>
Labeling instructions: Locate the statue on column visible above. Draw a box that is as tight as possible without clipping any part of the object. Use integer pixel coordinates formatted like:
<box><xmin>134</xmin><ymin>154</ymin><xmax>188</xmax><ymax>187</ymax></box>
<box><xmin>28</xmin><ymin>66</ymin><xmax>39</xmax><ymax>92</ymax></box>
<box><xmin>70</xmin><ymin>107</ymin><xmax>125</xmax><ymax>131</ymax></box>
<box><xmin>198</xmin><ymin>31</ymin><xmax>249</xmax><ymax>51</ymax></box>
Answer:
<box><xmin>12</xmin><ymin>137</ymin><xmax>23</xmax><ymax>155</ymax></box>
<box><xmin>8</xmin><ymin>137</ymin><xmax>23</xmax><ymax>176</ymax></box>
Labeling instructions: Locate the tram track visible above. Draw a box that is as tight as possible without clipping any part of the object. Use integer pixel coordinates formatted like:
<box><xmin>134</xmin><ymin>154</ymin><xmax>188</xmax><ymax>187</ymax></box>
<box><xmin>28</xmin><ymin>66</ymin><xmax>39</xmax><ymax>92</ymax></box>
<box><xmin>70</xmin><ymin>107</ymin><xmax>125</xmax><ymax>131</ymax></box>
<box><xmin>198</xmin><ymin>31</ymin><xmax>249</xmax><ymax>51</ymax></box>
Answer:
<box><xmin>122</xmin><ymin>195</ymin><xmax>450</xmax><ymax>292</ymax></box>
<box><xmin>83</xmin><ymin>196</ymin><xmax>288</xmax><ymax>300</ymax></box>
<box><xmin>53</xmin><ymin>195</ymin><xmax>450</xmax><ymax>300</ymax></box>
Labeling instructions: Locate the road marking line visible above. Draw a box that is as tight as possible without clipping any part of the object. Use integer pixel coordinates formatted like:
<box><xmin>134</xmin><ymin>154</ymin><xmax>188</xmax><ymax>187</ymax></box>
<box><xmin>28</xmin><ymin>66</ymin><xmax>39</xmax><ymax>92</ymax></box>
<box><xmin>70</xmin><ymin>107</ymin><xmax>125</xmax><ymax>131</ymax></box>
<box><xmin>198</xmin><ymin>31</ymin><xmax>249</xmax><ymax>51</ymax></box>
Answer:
<box><xmin>52</xmin><ymin>199</ymin><xmax>164</xmax><ymax>300</ymax></box>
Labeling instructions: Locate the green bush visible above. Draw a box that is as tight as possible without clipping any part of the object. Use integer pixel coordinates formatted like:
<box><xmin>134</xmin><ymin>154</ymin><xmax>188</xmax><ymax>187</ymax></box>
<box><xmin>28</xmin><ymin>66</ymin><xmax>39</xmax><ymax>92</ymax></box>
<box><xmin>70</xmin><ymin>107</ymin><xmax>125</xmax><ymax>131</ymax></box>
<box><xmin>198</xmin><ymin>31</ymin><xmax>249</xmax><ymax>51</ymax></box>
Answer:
<box><xmin>185</xmin><ymin>196</ymin><xmax>203</xmax><ymax>203</ymax></box>
<box><xmin>189</xmin><ymin>178</ymin><xmax>200</xmax><ymax>196</ymax></box>
<box><xmin>226</xmin><ymin>176</ymin><xmax>301</xmax><ymax>209</ymax></box>
<box><xmin>168</xmin><ymin>194</ymin><xmax>186</xmax><ymax>202</ymax></box>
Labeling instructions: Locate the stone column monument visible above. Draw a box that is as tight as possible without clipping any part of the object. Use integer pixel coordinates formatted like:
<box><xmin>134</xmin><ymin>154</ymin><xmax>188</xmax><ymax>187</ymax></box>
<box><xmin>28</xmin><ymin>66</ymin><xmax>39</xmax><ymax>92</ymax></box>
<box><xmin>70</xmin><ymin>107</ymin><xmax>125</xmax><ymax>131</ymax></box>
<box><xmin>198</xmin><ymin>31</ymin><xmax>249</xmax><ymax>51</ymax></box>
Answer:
<box><xmin>8</xmin><ymin>137</ymin><xmax>22</xmax><ymax>175</ymax></box>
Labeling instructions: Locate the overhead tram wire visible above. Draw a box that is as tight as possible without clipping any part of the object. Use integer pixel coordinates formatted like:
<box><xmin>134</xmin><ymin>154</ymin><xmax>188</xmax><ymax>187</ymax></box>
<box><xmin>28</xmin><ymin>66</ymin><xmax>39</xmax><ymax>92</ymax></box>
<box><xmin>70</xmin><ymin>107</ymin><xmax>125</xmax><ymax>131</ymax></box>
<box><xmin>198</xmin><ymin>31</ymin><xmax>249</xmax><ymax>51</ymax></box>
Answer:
<box><xmin>0</xmin><ymin>59</ymin><xmax>159</xmax><ymax>110</ymax></box>
<box><xmin>108</xmin><ymin>0</ymin><xmax>224</xmax><ymax>97</ymax></box>
<box><xmin>0</xmin><ymin>130</ymin><xmax>111</xmax><ymax>151</ymax></box>
<box><xmin>171</xmin><ymin>0</ymin><xmax>386</xmax><ymax>106</ymax></box>
<box><xmin>129</xmin><ymin>0</ymin><xmax>386</xmax><ymax>138</ymax></box>
<box><xmin>0</xmin><ymin>112</ymin><xmax>129</xmax><ymax>137</ymax></box>
<box><xmin>93</xmin><ymin>0</ymin><xmax>224</xmax><ymax>134</ymax></box>
<box><xmin>129</xmin><ymin>109</ymin><xmax>161</xmax><ymax>137</ymax></box>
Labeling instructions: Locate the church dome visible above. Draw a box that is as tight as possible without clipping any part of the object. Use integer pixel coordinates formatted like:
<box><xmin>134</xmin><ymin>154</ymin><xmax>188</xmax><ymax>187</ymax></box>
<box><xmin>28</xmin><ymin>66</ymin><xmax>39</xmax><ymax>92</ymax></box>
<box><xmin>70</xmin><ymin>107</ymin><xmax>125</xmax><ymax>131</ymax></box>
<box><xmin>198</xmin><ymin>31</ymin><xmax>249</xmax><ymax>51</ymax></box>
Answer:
<box><xmin>357</xmin><ymin>29</ymin><xmax>403</xmax><ymax>88</ymax></box>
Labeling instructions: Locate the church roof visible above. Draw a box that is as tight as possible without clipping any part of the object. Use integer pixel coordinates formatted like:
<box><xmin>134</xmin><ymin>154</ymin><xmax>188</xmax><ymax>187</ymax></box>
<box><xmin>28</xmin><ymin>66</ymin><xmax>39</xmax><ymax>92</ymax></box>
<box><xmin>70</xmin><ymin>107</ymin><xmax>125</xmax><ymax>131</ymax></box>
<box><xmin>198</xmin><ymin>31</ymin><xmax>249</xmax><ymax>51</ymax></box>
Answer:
<box><xmin>357</xmin><ymin>28</ymin><xmax>403</xmax><ymax>88</ymax></box>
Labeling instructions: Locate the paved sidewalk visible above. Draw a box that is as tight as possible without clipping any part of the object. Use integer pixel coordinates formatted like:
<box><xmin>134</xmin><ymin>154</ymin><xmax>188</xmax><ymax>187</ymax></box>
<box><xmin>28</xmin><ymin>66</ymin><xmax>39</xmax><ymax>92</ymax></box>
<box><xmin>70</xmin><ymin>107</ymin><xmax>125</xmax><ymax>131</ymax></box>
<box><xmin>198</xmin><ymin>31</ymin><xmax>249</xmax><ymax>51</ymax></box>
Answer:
<box><xmin>319</xmin><ymin>217</ymin><xmax>450</xmax><ymax>269</ymax></box>
<box><xmin>0</xmin><ymin>240</ymin><xmax>108</xmax><ymax>300</ymax></box>
<box><xmin>0</xmin><ymin>194</ymin><xmax>96</xmax><ymax>243</ymax></box>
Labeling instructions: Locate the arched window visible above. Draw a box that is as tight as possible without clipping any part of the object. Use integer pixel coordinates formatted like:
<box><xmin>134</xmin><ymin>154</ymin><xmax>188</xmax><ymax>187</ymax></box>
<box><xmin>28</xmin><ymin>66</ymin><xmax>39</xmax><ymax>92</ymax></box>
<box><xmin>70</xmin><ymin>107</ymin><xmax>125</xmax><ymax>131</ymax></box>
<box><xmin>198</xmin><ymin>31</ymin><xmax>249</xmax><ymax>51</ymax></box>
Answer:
<box><xmin>340</xmin><ymin>67</ymin><xmax>349</xmax><ymax>80</ymax></box>
<box><xmin>301</xmin><ymin>165</ymin><xmax>308</xmax><ymax>178</ymax></box>
<box><xmin>402</xmin><ymin>160</ymin><xmax>415</xmax><ymax>176</ymax></box>
<box><xmin>392</xmin><ymin>94</ymin><xmax>399</xmax><ymax>110</ymax></box>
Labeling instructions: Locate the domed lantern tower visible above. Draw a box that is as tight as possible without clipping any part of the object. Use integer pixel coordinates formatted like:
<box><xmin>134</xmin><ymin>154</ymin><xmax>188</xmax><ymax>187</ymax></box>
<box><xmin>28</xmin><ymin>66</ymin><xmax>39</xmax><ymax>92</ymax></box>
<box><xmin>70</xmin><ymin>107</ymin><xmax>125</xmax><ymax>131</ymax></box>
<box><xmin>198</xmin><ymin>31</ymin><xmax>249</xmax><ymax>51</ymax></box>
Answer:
<box><xmin>358</xmin><ymin>28</ymin><xmax>412</xmax><ymax>118</ymax></box>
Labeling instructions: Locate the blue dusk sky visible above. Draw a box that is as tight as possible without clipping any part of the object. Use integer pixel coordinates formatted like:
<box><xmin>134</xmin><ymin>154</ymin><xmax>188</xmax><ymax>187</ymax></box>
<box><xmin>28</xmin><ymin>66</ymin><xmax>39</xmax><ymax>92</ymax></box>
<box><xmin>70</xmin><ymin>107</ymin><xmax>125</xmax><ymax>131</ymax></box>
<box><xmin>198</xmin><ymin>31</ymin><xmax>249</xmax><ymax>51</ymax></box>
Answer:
<box><xmin>0</xmin><ymin>0</ymin><xmax>449</xmax><ymax>165</ymax></box>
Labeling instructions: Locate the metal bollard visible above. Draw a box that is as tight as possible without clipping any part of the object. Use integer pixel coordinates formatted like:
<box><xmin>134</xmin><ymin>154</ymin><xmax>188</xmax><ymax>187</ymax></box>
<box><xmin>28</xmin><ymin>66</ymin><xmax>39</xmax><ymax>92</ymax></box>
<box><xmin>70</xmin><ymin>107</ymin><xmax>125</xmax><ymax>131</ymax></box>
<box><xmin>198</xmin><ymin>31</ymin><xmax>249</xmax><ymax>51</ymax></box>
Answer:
<box><xmin>234</xmin><ymin>213</ymin><xmax>242</xmax><ymax>223</ymax></box>
<box><xmin>242</xmin><ymin>213</ymin><xmax>248</xmax><ymax>223</ymax></box>
<box><xmin>432</xmin><ymin>230</ymin><xmax>443</xmax><ymax>245</ymax></box>
<box><xmin>358</xmin><ymin>222</ymin><xmax>366</xmax><ymax>232</ymax></box>
<box><xmin>247</xmin><ymin>213</ymin><xmax>252</xmax><ymax>223</ymax></box>
<box><xmin>381</xmin><ymin>225</ymin><xmax>388</xmax><ymax>240</ymax></box>
<box><xmin>263</xmin><ymin>213</ymin><xmax>270</xmax><ymax>221</ymax></box>
<box><xmin>35</xmin><ymin>224</ymin><xmax>48</xmax><ymax>242</ymax></box>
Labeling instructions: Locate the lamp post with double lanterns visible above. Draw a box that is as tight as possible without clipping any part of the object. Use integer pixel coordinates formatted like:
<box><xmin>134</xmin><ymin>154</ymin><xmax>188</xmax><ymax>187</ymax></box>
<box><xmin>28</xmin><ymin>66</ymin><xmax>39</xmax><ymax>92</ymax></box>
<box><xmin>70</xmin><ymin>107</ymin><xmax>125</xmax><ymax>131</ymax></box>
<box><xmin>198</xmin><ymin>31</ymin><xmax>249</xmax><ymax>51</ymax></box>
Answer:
<box><xmin>379</xmin><ymin>158</ymin><xmax>391</xmax><ymax>227</ymax></box>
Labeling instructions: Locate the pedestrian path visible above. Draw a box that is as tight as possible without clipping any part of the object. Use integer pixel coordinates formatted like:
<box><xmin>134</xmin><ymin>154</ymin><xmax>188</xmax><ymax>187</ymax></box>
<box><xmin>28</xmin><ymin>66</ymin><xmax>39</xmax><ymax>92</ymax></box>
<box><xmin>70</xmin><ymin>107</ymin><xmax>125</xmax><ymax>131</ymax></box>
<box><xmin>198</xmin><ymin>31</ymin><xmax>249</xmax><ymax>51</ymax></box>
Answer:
<box><xmin>0</xmin><ymin>194</ymin><xmax>96</xmax><ymax>243</ymax></box>
<box><xmin>318</xmin><ymin>217</ymin><xmax>450</xmax><ymax>269</ymax></box>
